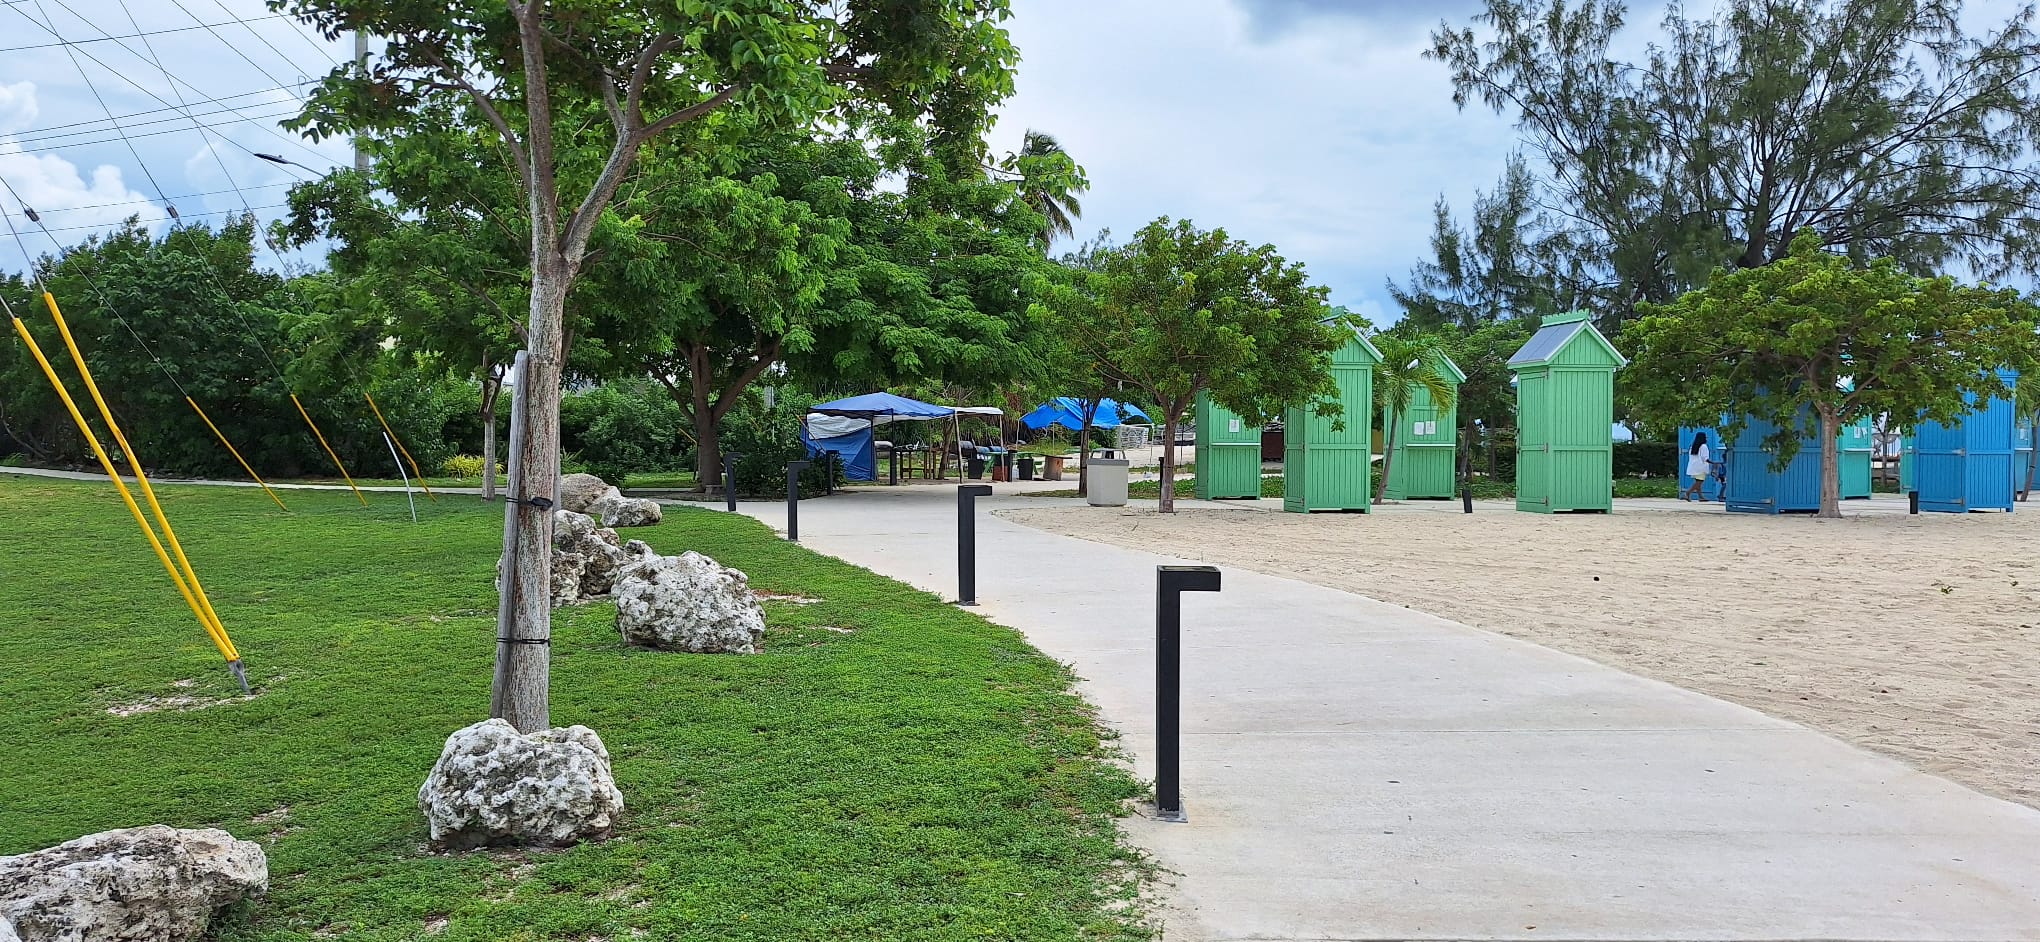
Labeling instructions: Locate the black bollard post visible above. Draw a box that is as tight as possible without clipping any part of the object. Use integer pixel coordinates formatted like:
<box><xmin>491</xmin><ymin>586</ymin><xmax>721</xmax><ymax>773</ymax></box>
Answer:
<box><xmin>1155</xmin><ymin>564</ymin><xmax>1222</xmax><ymax>823</ymax></box>
<box><xmin>722</xmin><ymin>452</ymin><xmax>742</xmax><ymax>513</ymax></box>
<box><xmin>1462</xmin><ymin>485</ymin><xmax>1474</xmax><ymax>514</ymax></box>
<box><xmin>956</xmin><ymin>484</ymin><xmax>993</xmax><ymax>605</ymax></box>
<box><xmin>786</xmin><ymin>460</ymin><xmax>809</xmax><ymax>540</ymax></box>
<box><xmin>1909</xmin><ymin>490</ymin><xmax>1920</xmax><ymax>515</ymax></box>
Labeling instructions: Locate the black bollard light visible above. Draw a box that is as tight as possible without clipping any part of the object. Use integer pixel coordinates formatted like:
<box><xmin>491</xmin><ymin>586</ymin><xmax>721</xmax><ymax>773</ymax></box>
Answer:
<box><xmin>825</xmin><ymin>452</ymin><xmax>837</xmax><ymax>496</ymax></box>
<box><xmin>1462</xmin><ymin>485</ymin><xmax>1473</xmax><ymax>514</ymax></box>
<box><xmin>786</xmin><ymin>460</ymin><xmax>809</xmax><ymax>540</ymax></box>
<box><xmin>1909</xmin><ymin>490</ymin><xmax>1920</xmax><ymax>515</ymax></box>
<box><xmin>956</xmin><ymin>484</ymin><xmax>993</xmax><ymax>605</ymax></box>
<box><xmin>1155</xmin><ymin>564</ymin><xmax>1222</xmax><ymax>823</ymax></box>
<box><xmin>722</xmin><ymin>452</ymin><xmax>742</xmax><ymax>513</ymax></box>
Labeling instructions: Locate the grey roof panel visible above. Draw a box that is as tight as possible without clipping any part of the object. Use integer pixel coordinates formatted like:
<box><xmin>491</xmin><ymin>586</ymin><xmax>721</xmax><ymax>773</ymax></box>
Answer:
<box><xmin>1507</xmin><ymin>320</ymin><xmax>1587</xmax><ymax>367</ymax></box>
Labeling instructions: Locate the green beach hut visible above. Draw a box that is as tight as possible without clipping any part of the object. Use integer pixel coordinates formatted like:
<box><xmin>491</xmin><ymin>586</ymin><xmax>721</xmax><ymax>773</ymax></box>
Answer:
<box><xmin>1283</xmin><ymin>326</ymin><xmax>1383</xmax><ymax>513</ymax></box>
<box><xmin>1840</xmin><ymin>415</ymin><xmax>1874</xmax><ymax>499</ymax></box>
<box><xmin>1383</xmin><ymin>353</ymin><xmax>1467</xmax><ymax>500</ymax></box>
<box><xmin>1194</xmin><ymin>392</ymin><xmax>1262</xmax><ymax>499</ymax></box>
<box><xmin>1508</xmin><ymin>311</ymin><xmax>1627</xmax><ymax>514</ymax></box>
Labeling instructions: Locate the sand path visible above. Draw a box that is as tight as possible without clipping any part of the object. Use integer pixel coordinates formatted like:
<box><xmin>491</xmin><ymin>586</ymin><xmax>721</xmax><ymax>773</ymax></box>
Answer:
<box><xmin>1000</xmin><ymin>499</ymin><xmax>2040</xmax><ymax>808</ymax></box>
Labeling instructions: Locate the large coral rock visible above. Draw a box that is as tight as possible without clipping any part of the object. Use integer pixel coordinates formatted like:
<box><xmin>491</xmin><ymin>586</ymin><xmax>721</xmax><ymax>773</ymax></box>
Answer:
<box><xmin>551</xmin><ymin>511</ymin><xmax>656</xmax><ymax>604</ymax></box>
<box><xmin>0</xmin><ymin>825</ymin><xmax>267</xmax><ymax>942</ymax></box>
<box><xmin>417</xmin><ymin>719</ymin><xmax>625</xmax><ymax>851</ymax></box>
<box><xmin>557</xmin><ymin>473</ymin><xmax>612</xmax><ymax>514</ymax></box>
<box><xmin>587</xmin><ymin>491</ymin><xmax>662</xmax><ymax>528</ymax></box>
<box><xmin>614</xmin><ymin>552</ymin><xmax>766</xmax><ymax>653</ymax></box>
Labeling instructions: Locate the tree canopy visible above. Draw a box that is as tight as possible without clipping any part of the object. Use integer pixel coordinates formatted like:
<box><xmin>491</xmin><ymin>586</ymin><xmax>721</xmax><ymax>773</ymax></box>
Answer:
<box><xmin>1621</xmin><ymin>229</ymin><xmax>2040</xmax><ymax>516</ymax></box>
<box><xmin>1426</xmin><ymin>0</ymin><xmax>2040</xmax><ymax>324</ymax></box>
<box><xmin>1036</xmin><ymin>217</ymin><xmax>1346</xmax><ymax>512</ymax></box>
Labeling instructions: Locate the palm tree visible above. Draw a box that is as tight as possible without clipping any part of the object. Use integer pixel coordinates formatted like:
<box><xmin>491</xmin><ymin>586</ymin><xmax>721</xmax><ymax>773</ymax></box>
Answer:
<box><xmin>999</xmin><ymin>129</ymin><xmax>1087</xmax><ymax>247</ymax></box>
<box><xmin>1372</xmin><ymin>333</ymin><xmax>1459</xmax><ymax>503</ymax></box>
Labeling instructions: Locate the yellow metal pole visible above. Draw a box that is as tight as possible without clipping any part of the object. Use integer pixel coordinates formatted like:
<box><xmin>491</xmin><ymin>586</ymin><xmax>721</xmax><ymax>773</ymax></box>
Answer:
<box><xmin>363</xmin><ymin>392</ymin><xmax>436</xmax><ymax>500</ymax></box>
<box><xmin>9</xmin><ymin>317</ymin><xmax>238</xmax><ymax>663</ymax></box>
<box><xmin>42</xmin><ymin>293</ymin><xmax>239</xmax><ymax>663</ymax></box>
<box><xmin>188</xmin><ymin>397</ymin><xmax>288</xmax><ymax>511</ymax></box>
<box><xmin>291</xmin><ymin>393</ymin><xmax>368</xmax><ymax>506</ymax></box>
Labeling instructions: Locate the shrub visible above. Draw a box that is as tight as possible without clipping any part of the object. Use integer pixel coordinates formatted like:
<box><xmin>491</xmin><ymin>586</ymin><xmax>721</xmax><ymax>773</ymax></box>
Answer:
<box><xmin>561</xmin><ymin>378</ymin><xmax>688</xmax><ymax>482</ymax></box>
<box><xmin>721</xmin><ymin>389</ymin><xmax>829</xmax><ymax>497</ymax></box>
<box><xmin>440</xmin><ymin>454</ymin><xmax>502</xmax><ymax>479</ymax></box>
<box><xmin>1614</xmin><ymin>440</ymin><xmax>1677</xmax><ymax>478</ymax></box>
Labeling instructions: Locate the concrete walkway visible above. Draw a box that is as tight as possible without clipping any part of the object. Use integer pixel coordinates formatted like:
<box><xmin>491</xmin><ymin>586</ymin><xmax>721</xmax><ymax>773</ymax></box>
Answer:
<box><xmin>0</xmin><ymin>464</ymin><xmax>483</xmax><ymax>494</ymax></box>
<box><xmin>740</xmin><ymin>485</ymin><xmax>2040</xmax><ymax>941</ymax></box>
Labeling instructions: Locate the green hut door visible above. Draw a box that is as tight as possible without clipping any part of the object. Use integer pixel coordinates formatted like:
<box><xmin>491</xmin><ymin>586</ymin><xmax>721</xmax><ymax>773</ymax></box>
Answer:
<box><xmin>1195</xmin><ymin>393</ymin><xmax>1261</xmax><ymax>499</ymax></box>
<box><xmin>1514</xmin><ymin>371</ymin><xmax>1552</xmax><ymax>511</ymax></box>
<box><xmin>1283</xmin><ymin>338</ymin><xmax>1377</xmax><ymax>512</ymax></box>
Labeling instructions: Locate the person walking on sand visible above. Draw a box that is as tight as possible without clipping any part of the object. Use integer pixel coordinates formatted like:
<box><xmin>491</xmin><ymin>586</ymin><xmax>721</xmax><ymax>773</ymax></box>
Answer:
<box><xmin>1683</xmin><ymin>433</ymin><xmax>1711</xmax><ymax>501</ymax></box>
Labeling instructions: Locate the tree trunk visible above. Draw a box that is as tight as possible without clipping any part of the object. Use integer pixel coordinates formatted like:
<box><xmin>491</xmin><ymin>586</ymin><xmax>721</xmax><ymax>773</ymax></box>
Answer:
<box><xmin>1376</xmin><ymin>418</ymin><xmax>1398</xmax><ymax>504</ymax></box>
<box><xmin>493</xmin><ymin>255</ymin><xmax>568</xmax><ymax>734</ymax></box>
<box><xmin>1159</xmin><ymin>414</ymin><xmax>1179</xmax><ymax>513</ymax></box>
<box><xmin>1077</xmin><ymin>418</ymin><xmax>1091</xmax><ymax>498</ymax></box>
<box><xmin>481</xmin><ymin>366</ymin><xmax>501</xmax><ymax>502</ymax></box>
<box><xmin>692</xmin><ymin>367</ymin><xmax>722</xmax><ymax>494</ymax></box>
<box><xmin>1816</xmin><ymin>406</ymin><xmax>1842</xmax><ymax>519</ymax></box>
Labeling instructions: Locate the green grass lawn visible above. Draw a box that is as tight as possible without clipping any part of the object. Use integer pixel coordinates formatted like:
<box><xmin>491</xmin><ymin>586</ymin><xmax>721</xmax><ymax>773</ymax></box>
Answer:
<box><xmin>0</xmin><ymin>479</ymin><xmax>1148</xmax><ymax>940</ymax></box>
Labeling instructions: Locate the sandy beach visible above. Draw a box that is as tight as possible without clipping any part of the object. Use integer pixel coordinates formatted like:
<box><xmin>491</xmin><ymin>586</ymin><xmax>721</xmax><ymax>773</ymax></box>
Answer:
<box><xmin>1000</xmin><ymin>499</ymin><xmax>2040</xmax><ymax>809</ymax></box>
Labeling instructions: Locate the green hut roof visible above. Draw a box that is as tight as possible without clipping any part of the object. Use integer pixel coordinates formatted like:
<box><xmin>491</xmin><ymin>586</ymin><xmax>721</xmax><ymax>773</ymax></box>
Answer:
<box><xmin>1507</xmin><ymin>311</ymin><xmax>1628</xmax><ymax>369</ymax></box>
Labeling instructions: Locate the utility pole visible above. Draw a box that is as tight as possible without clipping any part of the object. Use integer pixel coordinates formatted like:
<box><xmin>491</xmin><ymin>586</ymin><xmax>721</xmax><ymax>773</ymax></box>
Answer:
<box><xmin>353</xmin><ymin>31</ymin><xmax>370</xmax><ymax>173</ymax></box>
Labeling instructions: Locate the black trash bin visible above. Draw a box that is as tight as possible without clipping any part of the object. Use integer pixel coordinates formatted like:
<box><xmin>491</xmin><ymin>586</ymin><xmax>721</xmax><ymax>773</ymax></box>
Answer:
<box><xmin>966</xmin><ymin>453</ymin><xmax>987</xmax><ymax>479</ymax></box>
<box><xmin>1018</xmin><ymin>455</ymin><xmax>1036</xmax><ymax>480</ymax></box>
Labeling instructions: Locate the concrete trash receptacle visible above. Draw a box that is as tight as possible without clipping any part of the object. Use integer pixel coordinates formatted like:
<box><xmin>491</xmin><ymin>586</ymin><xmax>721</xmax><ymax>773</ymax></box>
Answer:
<box><xmin>1043</xmin><ymin>455</ymin><xmax>1066</xmax><ymax>481</ymax></box>
<box><xmin>1087</xmin><ymin>458</ymin><xmax>1130</xmax><ymax>506</ymax></box>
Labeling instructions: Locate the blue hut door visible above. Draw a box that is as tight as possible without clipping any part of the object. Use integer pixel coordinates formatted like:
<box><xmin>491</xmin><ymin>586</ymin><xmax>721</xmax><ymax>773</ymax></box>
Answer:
<box><xmin>1915</xmin><ymin>420</ymin><xmax>1969</xmax><ymax>512</ymax></box>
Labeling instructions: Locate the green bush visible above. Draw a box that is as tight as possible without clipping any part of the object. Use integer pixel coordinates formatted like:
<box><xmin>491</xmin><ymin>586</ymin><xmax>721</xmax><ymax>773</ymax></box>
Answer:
<box><xmin>561</xmin><ymin>378</ymin><xmax>688</xmax><ymax>482</ymax></box>
<box><xmin>721</xmin><ymin>389</ymin><xmax>829</xmax><ymax>498</ymax></box>
<box><xmin>1614</xmin><ymin>440</ymin><xmax>1677</xmax><ymax>478</ymax></box>
<box><xmin>440</xmin><ymin>454</ymin><xmax>502</xmax><ymax>479</ymax></box>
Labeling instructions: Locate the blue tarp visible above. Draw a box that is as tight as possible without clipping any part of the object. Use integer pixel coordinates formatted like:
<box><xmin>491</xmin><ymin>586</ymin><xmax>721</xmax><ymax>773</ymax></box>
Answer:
<box><xmin>800</xmin><ymin>422</ymin><xmax>876</xmax><ymax>481</ymax></box>
<box><xmin>1021</xmin><ymin>397</ymin><xmax>1152</xmax><ymax>431</ymax></box>
<box><xmin>810</xmin><ymin>392</ymin><xmax>953</xmax><ymax>420</ymax></box>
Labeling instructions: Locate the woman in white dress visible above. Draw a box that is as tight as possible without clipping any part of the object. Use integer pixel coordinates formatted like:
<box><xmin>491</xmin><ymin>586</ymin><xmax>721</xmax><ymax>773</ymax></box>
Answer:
<box><xmin>1682</xmin><ymin>432</ymin><xmax>1711</xmax><ymax>501</ymax></box>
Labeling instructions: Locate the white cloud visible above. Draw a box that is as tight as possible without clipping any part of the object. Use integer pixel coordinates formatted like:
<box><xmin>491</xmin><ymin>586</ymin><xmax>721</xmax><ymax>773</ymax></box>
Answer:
<box><xmin>0</xmin><ymin>82</ymin><xmax>39</xmax><ymax>134</ymax></box>
<box><xmin>991</xmin><ymin>0</ymin><xmax>1517</xmax><ymax>318</ymax></box>
<box><xmin>0</xmin><ymin>83</ymin><xmax>166</xmax><ymax>263</ymax></box>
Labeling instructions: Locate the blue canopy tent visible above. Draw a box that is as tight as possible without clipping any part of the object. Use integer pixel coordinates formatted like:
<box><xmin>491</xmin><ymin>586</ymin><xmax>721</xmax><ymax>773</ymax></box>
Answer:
<box><xmin>810</xmin><ymin>391</ymin><xmax>956</xmax><ymax>421</ymax></box>
<box><xmin>800</xmin><ymin>415</ymin><xmax>876</xmax><ymax>481</ymax></box>
<box><xmin>1020</xmin><ymin>397</ymin><xmax>1151</xmax><ymax>431</ymax></box>
<box><xmin>807</xmin><ymin>393</ymin><xmax>1005</xmax><ymax>483</ymax></box>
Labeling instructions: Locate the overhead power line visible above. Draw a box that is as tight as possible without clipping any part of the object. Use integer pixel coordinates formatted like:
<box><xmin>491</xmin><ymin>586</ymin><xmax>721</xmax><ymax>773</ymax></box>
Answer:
<box><xmin>5</xmin><ymin>85</ymin><xmax>304</xmax><ymax>140</ymax></box>
<box><xmin>0</xmin><ymin>14</ymin><xmax>295</xmax><ymax>53</ymax></box>
<box><xmin>0</xmin><ymin>0</ymin><xmax>344</xmax><ymax>172</ymax></box>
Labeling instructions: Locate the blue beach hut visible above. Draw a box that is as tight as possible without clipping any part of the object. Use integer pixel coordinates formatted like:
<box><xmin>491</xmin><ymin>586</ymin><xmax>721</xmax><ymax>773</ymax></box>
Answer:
<box><xmin>1678</xmin><ymin>426</ymin><xmax>1726</xmax><ymax>501</ymax></box>
<box><xmin>1723</xmin><ymin>411</ymin><xmax>1827</xmax><ymax>514</ymax></box>
<box><xmin>1914</xmin><ymin>371</ymin><xmax>2019</xmax><ymax>513</ymax></box>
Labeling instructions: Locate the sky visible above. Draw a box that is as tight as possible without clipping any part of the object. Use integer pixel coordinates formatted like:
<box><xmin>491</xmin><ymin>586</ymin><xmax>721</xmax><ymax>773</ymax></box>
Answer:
<box><xmin>6</xmin><ymin>0</ymin><xmax>2023</xmax><ymax>327</ymax></box>
<box><xmin>0</xmin><ymin>0</ymin><xmax>1527</xmax><ymax>324</ymax></box>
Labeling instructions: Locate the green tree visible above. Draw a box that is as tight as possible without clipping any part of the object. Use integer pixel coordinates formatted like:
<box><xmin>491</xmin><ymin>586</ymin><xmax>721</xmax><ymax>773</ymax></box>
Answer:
<box><xmin>1389</xmin><ymin>154</ymin><xmax>1587</xmax><ymax>330</ymax></box>
<box><xmin>277</xmin><ymin>0</ymin><xmax>1020</xmax><ymax>731</ymax></box>
<box><xmin>1371</xmin><ymin>333</ymin><xmax>1459</xmax><ymax>502</ymax></box>
<box><xmin>1430</xmin><ymin>0</ymin><xmax>2040</xmax><ymax>322</ymax></box>
<box><xmin>1045</xmin><ymin>218</ymin><xmax>1346</xmax><ymax>512</ymax></box>
<box><xmin>994</xmin><ymin>129</ymin><xmax>1088</xmax><ymax>248</ymax></box>
<box><xmin>1620</xmin><ymin>230</ymin><xmax>2040</xmax><ymax>518</ymax></box>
